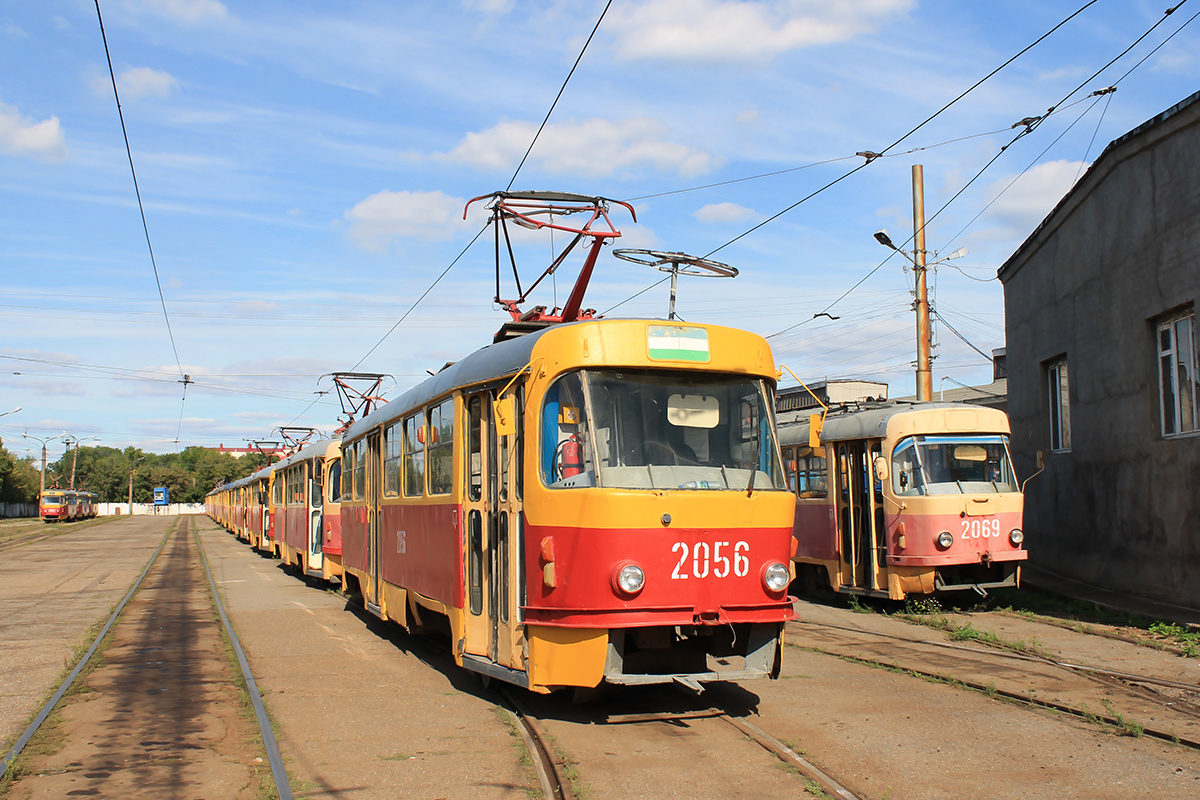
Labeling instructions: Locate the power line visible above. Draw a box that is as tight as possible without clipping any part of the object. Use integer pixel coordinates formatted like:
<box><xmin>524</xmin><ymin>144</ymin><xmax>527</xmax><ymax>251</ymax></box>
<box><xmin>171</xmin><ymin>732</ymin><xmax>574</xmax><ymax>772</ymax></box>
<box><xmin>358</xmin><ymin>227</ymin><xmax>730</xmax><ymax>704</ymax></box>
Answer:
<box><xmin>92</xmin><ymin>1</ymin><xmax>184</xmax><ymax>381</ymax></box>
<box><xmin>94</xmin><ymin>0</ymin><xmax>191</xmax><ymax>446</ymax></box>
<box><xmin>506</xmin><ymin>0</ymin><xmax>613</xmax><ymax>190</ymax></box>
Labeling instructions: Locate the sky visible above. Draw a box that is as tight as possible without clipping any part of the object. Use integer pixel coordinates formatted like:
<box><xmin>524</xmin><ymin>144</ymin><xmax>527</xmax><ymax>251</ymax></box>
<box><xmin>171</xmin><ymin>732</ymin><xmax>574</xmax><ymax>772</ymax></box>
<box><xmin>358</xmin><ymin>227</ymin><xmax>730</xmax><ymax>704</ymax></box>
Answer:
<box><xmin>1</xmin><ymin>0</ymin><xmax>1197</xmax><ymax>461</ymax></box>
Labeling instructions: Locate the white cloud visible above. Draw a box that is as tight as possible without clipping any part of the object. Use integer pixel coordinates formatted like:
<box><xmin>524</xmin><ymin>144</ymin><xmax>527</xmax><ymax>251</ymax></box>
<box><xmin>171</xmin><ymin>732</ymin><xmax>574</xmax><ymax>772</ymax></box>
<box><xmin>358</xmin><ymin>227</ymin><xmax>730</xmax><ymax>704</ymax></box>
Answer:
<box><xmin>121</xmin><ymin>0</ymin><xmax>228</xmax><ymax>24</ymax></box>
<box><xmin>342</xmin><ymin>189</ymin><xmax>467</xmax><ymax>252</ymax></box>
<box><xmin>983</xmin><ymin>159</ymin><xmax>1086</xmax><ymax>235</ymax></box>
<box><xmin>118</xmin><ymin>67</ymin><xmax>179</xmax><ymax>100</ymax></box>
<box><xmin>607</xmin><ymin>0</ymin><xmax>914</xmax><ymax>63</ymax></box>
<box><xmin>0</xmin><ymin>101</ymin><xmax>67</xmax><ymax>162</ymax></box>
<box><xmin>694</xmin><ymin>202</ymin><xmax>756</xmax><ymax>224</ymax></box>
<box><xmin>441</xmin><ymin>117</ymin><xmax>719</xmax><ymax>178</ymax></box>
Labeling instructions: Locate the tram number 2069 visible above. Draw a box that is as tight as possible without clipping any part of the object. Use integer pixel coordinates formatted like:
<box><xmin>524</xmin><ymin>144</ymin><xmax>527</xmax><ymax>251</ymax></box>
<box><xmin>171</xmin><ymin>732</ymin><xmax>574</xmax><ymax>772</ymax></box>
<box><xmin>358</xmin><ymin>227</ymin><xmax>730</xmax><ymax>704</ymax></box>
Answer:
<box><xmin>671</xmin><ymin>541</ymin><xmax>750</xmax><ymax>580</ymax></box>
<box><xmin>960</xmin><ymin>517</ymin><xmax>1002</xmax><ymax>539</ymax></box>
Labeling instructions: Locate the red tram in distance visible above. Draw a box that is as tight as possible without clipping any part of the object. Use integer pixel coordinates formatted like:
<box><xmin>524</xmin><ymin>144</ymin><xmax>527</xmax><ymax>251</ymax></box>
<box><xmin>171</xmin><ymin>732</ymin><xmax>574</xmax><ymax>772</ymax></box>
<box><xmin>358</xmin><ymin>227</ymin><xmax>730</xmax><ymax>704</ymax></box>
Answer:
<box><xmin>780</xmin><ymin>401</ymin><xmax>1027</xmax><ymax>601</ymax></box>
<box><xmin>39</xmin><ymin>489</ymin><xmax>97</xmax><ymax>522</ymax></box>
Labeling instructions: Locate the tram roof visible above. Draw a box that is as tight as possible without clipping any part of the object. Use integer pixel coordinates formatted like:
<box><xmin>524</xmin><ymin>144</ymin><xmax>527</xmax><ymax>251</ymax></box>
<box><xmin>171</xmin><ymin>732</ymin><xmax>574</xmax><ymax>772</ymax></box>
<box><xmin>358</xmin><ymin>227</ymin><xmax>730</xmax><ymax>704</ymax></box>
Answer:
<box><xmin>344</xmin><ymin>323</ymin><xmax>555</xmax><ymax>442</ymax></box>
<box><xmin>778</xmin><ymin>401</ymin><xmax>1008</xmax><ymax>446</ymax></box>
<box><xmin>272</xmin><ymin>437</ymin><xmax>340</xmax><ymax>471</ymax></box>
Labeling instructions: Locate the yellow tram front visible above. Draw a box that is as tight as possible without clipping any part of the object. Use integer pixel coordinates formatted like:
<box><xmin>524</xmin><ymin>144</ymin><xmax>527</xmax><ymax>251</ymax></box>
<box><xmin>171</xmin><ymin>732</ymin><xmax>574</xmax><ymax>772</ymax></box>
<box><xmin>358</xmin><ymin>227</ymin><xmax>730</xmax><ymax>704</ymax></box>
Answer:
<box><xmin>339</xmin><ymin>319</ymin><xmax>796</xmax><ymax>693</ymax></box>
<box><xmin>786</xmin><ymin>402</ymin><xmax>1027</xmax><ymax>600</ymax></box>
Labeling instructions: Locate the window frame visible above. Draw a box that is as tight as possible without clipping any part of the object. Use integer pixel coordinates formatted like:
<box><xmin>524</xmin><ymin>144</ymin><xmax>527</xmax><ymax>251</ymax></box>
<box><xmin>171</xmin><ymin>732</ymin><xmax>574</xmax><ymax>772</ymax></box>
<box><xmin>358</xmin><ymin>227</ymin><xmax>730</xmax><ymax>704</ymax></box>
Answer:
<box><xmin>402</xmin><ymin>410</ymin><xmax>426</xmax><ymax>498</ymax></box>
<box><xmin>1047</xmin><ymin>357</ymin><xmax>1071</xmax><ymax>453</ymax></box>
<box><xmin>1157</xmin><ymin>310</ymin><xmax>1198</xmax><ymax>438</ymax></box>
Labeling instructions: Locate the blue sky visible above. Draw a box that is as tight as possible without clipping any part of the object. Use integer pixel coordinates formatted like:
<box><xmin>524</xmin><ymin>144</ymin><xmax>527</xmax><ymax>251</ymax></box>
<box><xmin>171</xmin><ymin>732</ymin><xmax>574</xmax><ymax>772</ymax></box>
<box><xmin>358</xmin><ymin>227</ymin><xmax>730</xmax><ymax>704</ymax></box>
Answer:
<box><xmin>1</xmin><ymin>0</ymin><xmax>1197</xmax><ymax>460</ymax></box>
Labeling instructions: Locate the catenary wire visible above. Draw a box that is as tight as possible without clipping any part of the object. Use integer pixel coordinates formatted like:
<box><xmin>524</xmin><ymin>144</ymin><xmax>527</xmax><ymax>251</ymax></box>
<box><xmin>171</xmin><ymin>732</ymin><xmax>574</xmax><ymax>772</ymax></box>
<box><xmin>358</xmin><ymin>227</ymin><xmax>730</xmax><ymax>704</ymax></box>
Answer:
<box><xmin>505</xmin><ymin>0</ymin><xmax>613</xmax><ymax>190</ymax></box>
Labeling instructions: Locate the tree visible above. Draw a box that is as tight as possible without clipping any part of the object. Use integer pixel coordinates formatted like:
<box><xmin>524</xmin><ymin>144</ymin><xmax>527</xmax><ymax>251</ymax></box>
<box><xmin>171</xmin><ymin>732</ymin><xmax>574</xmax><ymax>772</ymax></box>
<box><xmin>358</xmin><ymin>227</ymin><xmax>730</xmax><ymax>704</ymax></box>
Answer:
<box><xmin>48</xmin><ymin>445</ymin><xmax>266</xmax><ymax>504</ymax></box>
<box><xmin>0</xmin><ymin>437</ymin><xmax>39</xmax><ymax>503</ymax></box>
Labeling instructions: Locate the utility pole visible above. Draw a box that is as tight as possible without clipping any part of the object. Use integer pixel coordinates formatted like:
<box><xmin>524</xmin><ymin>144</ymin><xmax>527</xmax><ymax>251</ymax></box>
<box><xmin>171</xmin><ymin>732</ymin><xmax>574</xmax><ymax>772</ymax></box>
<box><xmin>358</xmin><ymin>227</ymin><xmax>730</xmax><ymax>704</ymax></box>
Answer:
<box><xmin>23</xmin><ymin>432</ymin><xmax>63</xmax><ymax>500</ymax></box>
<box><xmin>66</xmin><ymin>435</ymin><xmax>98</xmax><ymax>490</ymax></box>
<box><xmin>128</xmin><ymin>456</ymin><xmax>146</xmax><ymax>516</ymax></box>
<box><xmin>912</xmin><ymin>164</ymin><xmax>933</xmax><ymax>402</ymax></box>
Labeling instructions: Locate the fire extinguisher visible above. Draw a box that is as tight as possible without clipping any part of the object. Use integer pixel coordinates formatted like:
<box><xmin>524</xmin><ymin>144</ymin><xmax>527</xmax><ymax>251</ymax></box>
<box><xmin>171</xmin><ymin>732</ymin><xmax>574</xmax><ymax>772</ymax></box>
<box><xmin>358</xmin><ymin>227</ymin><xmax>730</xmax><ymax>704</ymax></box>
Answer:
<box><xmin>559</xmin><ymin>435</ymin><xmax>584</xmax><ymax>478</ymax></box>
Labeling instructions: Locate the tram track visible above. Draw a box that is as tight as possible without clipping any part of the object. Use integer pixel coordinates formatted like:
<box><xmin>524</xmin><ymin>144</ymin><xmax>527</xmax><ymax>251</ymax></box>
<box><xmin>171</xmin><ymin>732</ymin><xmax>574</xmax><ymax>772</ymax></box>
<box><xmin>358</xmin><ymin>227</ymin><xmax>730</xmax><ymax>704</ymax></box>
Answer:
<box><xmin>0</xmin><ymin>516</ymin><xmax>112</xmax><ymax>554</ymax></box>
<box><xmin>1</xmin><ymin>517</ymin><xmax>292</xmax><ymax>799</ymax></box>
<box><xmin>790</xmin><ymin>616</ymin><xmax>1200</xmax><ymax>749</ymax></box>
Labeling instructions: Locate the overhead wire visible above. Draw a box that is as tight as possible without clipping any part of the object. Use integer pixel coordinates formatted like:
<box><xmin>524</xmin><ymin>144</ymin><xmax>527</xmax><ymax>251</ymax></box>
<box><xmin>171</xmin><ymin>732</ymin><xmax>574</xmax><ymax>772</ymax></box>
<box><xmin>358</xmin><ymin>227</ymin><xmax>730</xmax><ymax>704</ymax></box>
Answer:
<box><xmin>771</xmin><ymin>0</ymin><xmax>1191</xmax><ymax>351</ymax></box>
<box><xmin>607</xmin><ymin>0</ymin><xmax>1105</xmax><ymax>318</ymax></box>
<box><xmin>94</xmin><ymin>0</ymin><xmax>191</xmax><ymax>445</ymax></box>
<box><xmin>505</xmin><ymin>0</ymin><xmax>613</xmax><ymax>190</ymax></box>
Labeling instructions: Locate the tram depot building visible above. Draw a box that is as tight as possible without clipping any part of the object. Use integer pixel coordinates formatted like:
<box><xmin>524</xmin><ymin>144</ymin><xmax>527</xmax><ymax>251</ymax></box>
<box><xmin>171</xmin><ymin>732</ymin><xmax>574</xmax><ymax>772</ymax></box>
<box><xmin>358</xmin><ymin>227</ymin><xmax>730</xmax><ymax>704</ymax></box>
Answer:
<box><xmin>999</xmin><ymin>90</ymin><xmax>1200</xmax><ymax>610</ymax></box>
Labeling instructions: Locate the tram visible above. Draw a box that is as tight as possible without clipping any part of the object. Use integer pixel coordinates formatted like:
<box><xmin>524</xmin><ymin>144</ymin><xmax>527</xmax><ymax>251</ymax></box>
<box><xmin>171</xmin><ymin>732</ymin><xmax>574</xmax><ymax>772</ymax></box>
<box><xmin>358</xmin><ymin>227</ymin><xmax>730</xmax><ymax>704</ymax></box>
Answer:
<box><xmin>274</xmin><ymin>438</ymin><xmax>343</xmax><ymax>582</ymax></box>
<box><xmin>780</xmin><ymin>401</ymin><xmax>1027</xmax><ymax>600</ymax></box>
<box><xmin>39</xmin><ymin>489</ymin><xmax>72</xmax><ymax>522</ymax></box>
<box><xmin>339</xmin><ymin>318</ymin><xmax>795</xmax><ymax>693</ymax></box>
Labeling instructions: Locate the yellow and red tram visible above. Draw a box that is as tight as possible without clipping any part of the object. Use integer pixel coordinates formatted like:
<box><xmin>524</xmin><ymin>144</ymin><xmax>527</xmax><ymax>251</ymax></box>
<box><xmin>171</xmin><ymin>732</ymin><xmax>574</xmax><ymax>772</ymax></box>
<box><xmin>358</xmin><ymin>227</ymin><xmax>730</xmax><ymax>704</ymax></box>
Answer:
<box><xmin>274</xmin><ymin>438</ymin><xmax>343</xmax><ymax>581</ymax></box>
<box><xmin>338</xmin><ymin>318</ymin><xmax>796</xmax><ymax>693</ymax></box>
<box><xmin>781</xmin><ymin>401</ymin><xmax>1027</xmax><ymax>600</ymax></box>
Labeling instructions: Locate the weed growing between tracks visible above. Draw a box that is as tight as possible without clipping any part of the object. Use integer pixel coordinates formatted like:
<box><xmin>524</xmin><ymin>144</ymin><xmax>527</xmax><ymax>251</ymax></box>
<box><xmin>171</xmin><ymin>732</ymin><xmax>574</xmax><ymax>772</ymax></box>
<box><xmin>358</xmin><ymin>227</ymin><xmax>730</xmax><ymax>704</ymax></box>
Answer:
<box><xmin>490</xmin><ymin>706</ymin><xmax>543</xmax><ymax>799</ymax></box>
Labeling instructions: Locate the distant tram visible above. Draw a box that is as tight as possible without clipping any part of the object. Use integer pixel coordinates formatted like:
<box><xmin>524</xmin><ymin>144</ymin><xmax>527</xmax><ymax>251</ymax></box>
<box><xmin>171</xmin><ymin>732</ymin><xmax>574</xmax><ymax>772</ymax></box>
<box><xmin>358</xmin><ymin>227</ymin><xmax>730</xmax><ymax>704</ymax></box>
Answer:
<box><xmin>780</xmin><ymin>401</ymin><xmax>1027</xmax><ymax>600</ymax></box>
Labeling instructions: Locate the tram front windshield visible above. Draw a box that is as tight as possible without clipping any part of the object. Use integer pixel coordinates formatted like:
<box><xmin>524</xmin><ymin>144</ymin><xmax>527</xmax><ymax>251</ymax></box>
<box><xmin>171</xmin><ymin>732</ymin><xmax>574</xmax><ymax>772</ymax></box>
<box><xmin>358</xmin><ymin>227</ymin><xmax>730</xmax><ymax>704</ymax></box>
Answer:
<box><xmin>891</xmin><ymin>435</ymin><xmax>1018</xmax><ymax>495</ymax></box>
<box><xmin>42</xmin><ymin>493</ymin><xmax>65</xmax><ymax>506</ymax></box>
<box><xmin>543</xmin><ymin>369</ymin><xmax>786</xmax><ymax>491</ymax></box>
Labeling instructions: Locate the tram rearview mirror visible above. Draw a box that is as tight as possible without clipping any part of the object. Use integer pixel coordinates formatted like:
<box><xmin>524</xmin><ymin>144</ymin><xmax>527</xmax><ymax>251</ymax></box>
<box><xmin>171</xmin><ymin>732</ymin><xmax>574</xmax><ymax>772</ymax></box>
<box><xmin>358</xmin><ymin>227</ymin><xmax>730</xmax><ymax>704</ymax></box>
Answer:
<box><xmin>873</xmin><ymin>456</ymin><xmax>889</xmax><ymax>483</ymax></box>
<box><xmin>808</xmin><ymin>414</ymin><xmax>823</xmax><ymax>450</ymax></box>
<box><xmin>667</xmin><ymin>394</ymin><xmax>719</xmax><ymax>428</ymax></box>
<box><xmin>953</xmin><ymin>444</ymin><xmax>988</xmax><ymax>462</ymax></box>
<box><xmin>495</xmin><ymin>396</ymin><xmax>516</xmax><ymax>437</ymax></box>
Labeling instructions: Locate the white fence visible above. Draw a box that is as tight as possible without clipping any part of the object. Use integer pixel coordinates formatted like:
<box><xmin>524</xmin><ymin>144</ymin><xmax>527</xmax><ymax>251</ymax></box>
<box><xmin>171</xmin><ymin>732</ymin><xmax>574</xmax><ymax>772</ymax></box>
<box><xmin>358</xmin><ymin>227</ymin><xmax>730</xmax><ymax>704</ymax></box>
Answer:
<box><xmin>97</xmin><ymin>503</ymin><xmax>205</xmax><ymax>517</ymax></box>
<box><xmin>0</xmin><ymin>502</ymin><xmax>37</xmax><ymax>518</ymax></box>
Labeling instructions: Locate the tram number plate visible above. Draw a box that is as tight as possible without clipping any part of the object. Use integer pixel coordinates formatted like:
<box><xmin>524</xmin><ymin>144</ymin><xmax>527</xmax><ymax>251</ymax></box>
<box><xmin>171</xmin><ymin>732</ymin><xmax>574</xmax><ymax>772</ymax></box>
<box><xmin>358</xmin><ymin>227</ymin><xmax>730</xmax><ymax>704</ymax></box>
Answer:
<box><xmin>671</xmin><ymin>541</ymin><xmax>749</xmax><ymax>579</ymax></box>
<box><xmin>960</xmin><ymin>517</ymin><xmax>1001</xmax><ymax>539</ymax></box>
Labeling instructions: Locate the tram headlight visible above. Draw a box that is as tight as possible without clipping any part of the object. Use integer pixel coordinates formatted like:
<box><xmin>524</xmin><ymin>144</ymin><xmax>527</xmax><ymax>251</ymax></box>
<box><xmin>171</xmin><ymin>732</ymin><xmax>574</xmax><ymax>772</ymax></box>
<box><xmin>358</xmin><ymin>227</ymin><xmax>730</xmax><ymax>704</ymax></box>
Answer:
<box><xmin>613</xmin><ymin>563</ymin><xmax>645</xmax><ymax>596</ymax></box>
<box><xmin>1009</xmin><ymin>528</ymin><xmax>1024</xmax><ymax>546</ymax></box>
<box><xmin>763</xmin><ymin>562</ymin><xmax>790</xmax><ymax>593</ymax></box>
<box><xmin>936</xmin><ymin>531</ymin><xmax>954</xmax><ymax>549</ymax></box>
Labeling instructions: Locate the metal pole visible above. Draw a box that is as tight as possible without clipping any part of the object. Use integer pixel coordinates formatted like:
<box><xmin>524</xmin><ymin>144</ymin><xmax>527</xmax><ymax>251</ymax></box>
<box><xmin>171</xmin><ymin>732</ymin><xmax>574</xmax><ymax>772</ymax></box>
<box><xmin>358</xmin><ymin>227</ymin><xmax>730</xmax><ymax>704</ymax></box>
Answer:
<box><xmin>128</xmin><ymin>464</ymin><xmax>135</xmax><ymax>516</ymax></box>
<box><xmin>70</xmin><ymin>439</ymin><xmax>79</xmax><ymax>490</ymax></box>
<box><xmin>40</xmin><ymin>443</ymin><xmax>47</xmax><ymax>498</ymax></box>
<box><xmin>912</xmin><ymin>164</ymin><xmax>933</xmax><ymax>401</ymax></box>
<box><xmin>668</xmin><ymin>267</ymin><xmax>678</xmax><ymax>320</ymax></box>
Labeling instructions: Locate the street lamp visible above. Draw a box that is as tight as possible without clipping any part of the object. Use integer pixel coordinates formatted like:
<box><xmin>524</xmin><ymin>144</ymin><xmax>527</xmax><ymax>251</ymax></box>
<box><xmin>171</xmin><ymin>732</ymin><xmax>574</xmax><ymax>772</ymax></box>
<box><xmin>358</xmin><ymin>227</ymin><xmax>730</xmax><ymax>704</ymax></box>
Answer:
<box><xmin>874</xmin><ymin>226</ymin><xmax>967</xmax><ymax>401</ymax></box>
<box><xmin>0</xmin><ymin>407</ymin><xmax>20</xmax><ymax>418</ymax></box>
<box><xmin>23</xmin><ymin>431</ymin><xmax>65</xmax><ymax>499</ymax></box>
<box><xmin>63</xmin><ymin>435</ymin><xmax>99</xmax><ymax>490</ymax></box>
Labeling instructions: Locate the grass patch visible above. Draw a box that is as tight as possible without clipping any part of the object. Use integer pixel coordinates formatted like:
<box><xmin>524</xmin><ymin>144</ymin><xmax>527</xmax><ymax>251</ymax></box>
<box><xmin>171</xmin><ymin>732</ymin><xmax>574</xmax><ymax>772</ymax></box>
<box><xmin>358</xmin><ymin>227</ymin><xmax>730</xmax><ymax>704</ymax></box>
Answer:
<box><xmin>804</xmin><ymin>779</ymin><xmax>832</xmax><ymax>798</ymax></box>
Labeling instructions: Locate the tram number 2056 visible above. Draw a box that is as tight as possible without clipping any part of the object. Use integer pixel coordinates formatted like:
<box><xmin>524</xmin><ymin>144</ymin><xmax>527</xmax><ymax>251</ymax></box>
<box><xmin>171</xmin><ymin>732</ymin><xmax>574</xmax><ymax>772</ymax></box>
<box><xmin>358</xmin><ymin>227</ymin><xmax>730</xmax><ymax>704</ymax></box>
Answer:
<box><xmin>671</xmin><ymin>541</ymin><xmax>749</xmax><ymax>580</ymax></box>
<box><xmin>960</xmin><ymin>517</ymin><xmax>1002</xmax><ymax>539</ymax></box>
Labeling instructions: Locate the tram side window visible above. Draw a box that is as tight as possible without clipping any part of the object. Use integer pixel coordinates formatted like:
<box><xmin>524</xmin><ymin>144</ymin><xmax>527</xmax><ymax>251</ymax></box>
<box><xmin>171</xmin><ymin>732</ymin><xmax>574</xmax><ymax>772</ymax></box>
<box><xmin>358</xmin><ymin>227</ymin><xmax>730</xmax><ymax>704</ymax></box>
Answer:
<box><xmin>403</xmin><ymin>411</ymin><xmax>426</xmax><ymax>497</ymax></box>
<box><xmin>350</xmin><ymin>440</ymin><xmax>366</xmax><ymax>501</ymax></box>
<box><xmin>542</xmin><ymin>373</ymin><xmax>594</xmax><ymax>487</ymax></box>
<box><xmin>428</xmin><ymin>399</ymin><xmax>454</xmax><ymax>495</ymax></box>
<box><xmin>383</xmin><ymin>423</ymin><xmax>402</xmax><ymax>498</ymax></box>
<box><xmin>468</xmin><ymin>396</ymin><xmax>482</xmax><ymax>502</ymax></box>
<box><xmin>794</xmin><ymin>446</ymin><xmax>828</xmax><ymax>498</ymax></box>
<box><xmin>327</xmin><ymin>458</ymin><xmax>342</xmax><ymax>503</ymax></box>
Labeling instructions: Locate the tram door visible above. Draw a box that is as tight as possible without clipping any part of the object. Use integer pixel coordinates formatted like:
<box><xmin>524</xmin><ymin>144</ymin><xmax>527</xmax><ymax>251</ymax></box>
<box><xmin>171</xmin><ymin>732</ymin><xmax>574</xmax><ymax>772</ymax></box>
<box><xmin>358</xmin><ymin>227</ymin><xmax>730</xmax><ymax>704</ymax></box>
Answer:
<box><xmin>308</xmin><ymin>461</ymin><xmax>323</xmax><ymax>574</ymax></box>
<box><xmin>835</xmin><ymin>440</ymin><xmax>884</xmax><ymax>591</ymax></box>
<box><xmin>366</xmin><ymin>431</ymin><xmax>383</xmax><ymax>610</ymax></box>
<box><xmin>461</xmin><ymin>391</ymin><xmax>525</xmax><ymax>672</ymax></box>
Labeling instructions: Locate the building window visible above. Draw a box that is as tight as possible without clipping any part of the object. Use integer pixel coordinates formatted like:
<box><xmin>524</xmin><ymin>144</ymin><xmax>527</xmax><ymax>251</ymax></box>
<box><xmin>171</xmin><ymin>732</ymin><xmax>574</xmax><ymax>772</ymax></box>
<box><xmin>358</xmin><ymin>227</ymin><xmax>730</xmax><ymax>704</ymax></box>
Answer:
<box><xmin>1158</xmin><ymin>311</ymin><xmax>1198</xmax><ymax>437</ymax></box>
<box><xmin>1047</xmin><ymin>358</ymin><xmax>1071</xmax><ymax>452</ymax></box>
